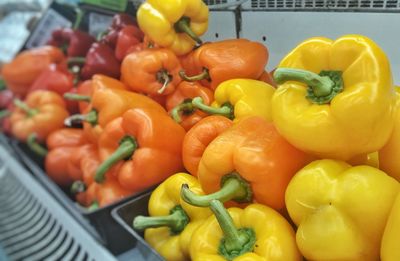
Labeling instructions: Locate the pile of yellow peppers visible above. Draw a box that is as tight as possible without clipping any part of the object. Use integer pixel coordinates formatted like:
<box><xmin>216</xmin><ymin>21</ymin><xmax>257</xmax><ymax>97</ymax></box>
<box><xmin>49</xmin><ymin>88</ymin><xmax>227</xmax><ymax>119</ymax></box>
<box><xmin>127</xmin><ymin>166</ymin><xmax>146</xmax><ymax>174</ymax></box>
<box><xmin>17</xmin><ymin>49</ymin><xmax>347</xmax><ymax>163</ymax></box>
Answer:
<box><xmin>131</xmin><ymin>2</ymin><xmax>400</xmax><ymax>258</ymax></box>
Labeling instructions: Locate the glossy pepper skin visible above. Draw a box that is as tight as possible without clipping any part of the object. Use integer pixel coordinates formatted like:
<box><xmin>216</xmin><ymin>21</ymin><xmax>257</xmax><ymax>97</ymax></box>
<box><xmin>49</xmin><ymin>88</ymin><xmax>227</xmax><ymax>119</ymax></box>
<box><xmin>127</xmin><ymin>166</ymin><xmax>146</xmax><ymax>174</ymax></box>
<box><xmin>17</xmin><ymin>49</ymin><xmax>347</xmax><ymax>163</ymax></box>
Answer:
<box><xmin>48</xmin><ymin>28</ymin><xmax>95</xmax><ymax>57</ymax></box>
<box><xmin>167</xmin><ymin>81</ymin><xmax>214</xmax><ymax>130</ymax></box>
<box><xmin>272</xmin><ymin>35</ymin><xmax>395</xmax><ymax>160</ymax></box>
<box><xmin>80</xmin><ymin>43</ymin><xmax>121</xmax><ymax>80</ymax></box>
<box><xmin>45</xmin><ymin>128</ymin><xmax>88</xmax><ymax>186</ymax></box>
<box><xmin>10</xmin><ymin>90</ymin><xmax>69</xmax><ymax>142</ymax></box>
<box><xmin>121</xmin><ymin>48</ymin><xmax>183</xmax><ymax>96</ymax></box>
<box><xmin>102</xmin><ymin>13</ymin><xmax>138</xmax><ymax>49</ymax></box>
<box><xmin>285</xmin><ymin>159</ymin><xmax>399</xmax><ymax>261</ymax></box>
<box><xmin>96</xmin><ymin>107</ymin><xmax>186</xmax><ymax>192</ymax></box>
<box><xmin>381</xmin><ymin>193</ymin><xmax>400</xmax><ymax>261</ymax></box>
<box><xmin>191</xmin><ymin>79</ymin><xmax>275</xmax><ymax>122</ymax></box>
<box><xmin>180</xmin><ymin>39</ymin><xmax>268</xmax><ymax>90</ymax></box>
<box><xmin>137</xmin><ymin>0</ymin><xmax>208</xmax><ymax>56</ymax></box>
<box><xmin>379</xmin><ymin>86</ymin><xmax>400</xmax><ymax>181</ymax></box>
<box><xmin>133</xmin><ymin>173</ymin><xmax>211</xmax><ymax>261</ymax></box>
<box><xmin>2</xmin><ymin>46</ymin><xmax>65</xmax><ymax>97</ymax></box>
<box><xmin>115</xmin><ymin>25</ymin><xmax>144</xmax><ymax>61</ymax></box>
<box><xmin>190</xmin><ymin>200</ymin><xmax>301</xmax><ymax>261</ymax></box>
<box><xmin>182</xmin><ymin>115</ymin><xmax>232</xmax><ymax>176</ymax></box>
<box><xmin>183</xmin><ymin>116</ymin><xmax>311</xmax><ymax>210</ymax></box>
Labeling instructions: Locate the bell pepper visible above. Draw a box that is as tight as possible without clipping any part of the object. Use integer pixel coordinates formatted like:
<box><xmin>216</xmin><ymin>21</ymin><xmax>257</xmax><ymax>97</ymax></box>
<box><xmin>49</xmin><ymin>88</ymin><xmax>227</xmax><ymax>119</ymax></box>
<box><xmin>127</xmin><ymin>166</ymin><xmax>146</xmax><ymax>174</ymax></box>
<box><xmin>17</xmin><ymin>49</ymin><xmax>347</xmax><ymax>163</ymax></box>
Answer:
<box><xmin>189</xmin><ymin>79</ymin><xmax>275</xmax><ymax>122</ymax></box>
<box><xmin>2</xmin><ymin>46</ymin><xmax>65</xmax><ymax>97</ymax></box>
<box><xmin>285</xmin><ymin>159</ymin><xmax>399</xmax><ymax>261</ymax></box>
<box><xmin>121</xmin><ymin>48</ymin><xmax>183</xmax><ymax>96</ymax></box>
<box><xmin>10</xmin><ymin>90</ymin><xmax>69</xmax><ymax>142</ymax></box>
<box><xmin>258</xmin><ymin>70</ymin><xmax>276</xmax><ymax>87</ymax></box>
<box><xmin>133</xmin><ymin>173</ymin><xmax>211</xmax><ymax>261</ymax></box>
<box><xmin>381</xmin><ymin>192</ymin><xmax>400</xmax><ymax>261</ymax></box>
<box><xmin>190</xmin><ymin>199</ymin><xmax>301</xmax><ymax>260</ymax></box>
<box><xmin>101</xmin><ymin>13</ymin><xmax>138</xmax><ymax>49</ymax></box>
<box><xmin>137</xmin><ymin>0</ymin><xmax>208</xmax><ymax>56</ymax></box>
<box><xmin>95</xmin><ymin>107</ymin><xmax>186</xmax><ymax>193</ymax></box>
<box><xmin>182</xmin><ymin>115</ymin><xmax>233</xmax><ymax>176</ymax></box>
<box><xmin>181</xmin><ymin>116</ymin><xmax>311</xmax><ymax>210</ymax></box>
<box><xmin>48</xmin><ymin>28</ymin><xmax>95</xmax><ymax>57</ymax></box>
<box><xmin>115</xmin><ymin>25</ymin><xmax>144</xmax><ymax>61</ymax></box>
<box><xmin>65</xmin><ymin>76</ymin><xmax>165</xmax><ymax>144</ymax></box>
<box><xmin>45</xmin><ymin>128</ymin><xmax>88</xmax><ymax>186</ymax></box>
<box><xmin>272</xmin><ymin>35</ymin><xmax>395</xmax><ymax>161</ymax></box>
<box><xmin>379</xmin><ymin>86</ymin><xmax>400</xmax><ymax>181</ymax></box>
<box><xmin>167</xmin><ymin>81</ymin><xmax>214</xmax><ymax>130</ymax></box>
<box><xmin>179</xmin><ymin>39</ymin><xmax>268</xmax><ymax>90</ymax></box>
<box><xmin>80</xmin><ymin>43</ymin><xmax>121</xmax><ymax>80</ymax></box>
<box><xmin>76</xmin><ymin>80</ymin><xmax>93</xmax><ymax>113</ymax></box>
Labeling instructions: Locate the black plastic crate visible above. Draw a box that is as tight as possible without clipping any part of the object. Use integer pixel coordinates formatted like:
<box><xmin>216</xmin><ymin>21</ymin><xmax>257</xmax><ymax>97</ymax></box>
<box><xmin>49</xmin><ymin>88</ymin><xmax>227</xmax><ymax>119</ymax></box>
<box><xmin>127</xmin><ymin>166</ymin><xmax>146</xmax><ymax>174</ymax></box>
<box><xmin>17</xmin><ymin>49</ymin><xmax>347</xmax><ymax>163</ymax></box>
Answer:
<box><xmin>9</xmin><ymin>139</ymin><xmax>153</xmax><ymax>255</ymax></box>
<box><xmin>111</xmin><ymin>192</ymin><xmax>164</xmax><ymax>261</ymax></box>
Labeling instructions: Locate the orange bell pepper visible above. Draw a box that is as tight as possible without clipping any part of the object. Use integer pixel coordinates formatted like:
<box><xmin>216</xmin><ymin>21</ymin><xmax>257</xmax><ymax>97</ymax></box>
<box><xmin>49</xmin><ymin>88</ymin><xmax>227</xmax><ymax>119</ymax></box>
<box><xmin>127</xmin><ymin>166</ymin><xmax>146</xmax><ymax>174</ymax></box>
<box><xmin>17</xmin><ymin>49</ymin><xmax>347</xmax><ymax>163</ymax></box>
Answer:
<box><xmin>182</xmin><ymin>115</ymin><xmax>233</xmax><ymax>176</ymax></box>
<box><xmin>76</xmin><ymin>80</ymin><xmax>93</xmax><ymax>113</ymax></box>
<box><xmin>258</xmin><ymin>70</ymin><xmax>276</xmax><ymax>87</ymax></box>
<box><xmin>95</xmin><ymin>107</ymin><xmax>186</xmax><ymax>193</ymax></box>
<box><xmin>121</xmin><ymin>48</ymin><xmax>183</xmax><ymax>96</ymax></box>
<box><xmin>45</xmin><ymin>128</ymin><xmax>88</xmax><ymax>186</ymax></box>
<box><xmin>179</xmin><ymin>39</ymin><xmax>268</xmax><ymax>90</ymax></box>
<box><xmin>167</xmin><ymin>81</ymin><xmax>214</xmax><ymax>130</ymax></box>
<box><xmin>181</xmin><ymin>116</ymin><xmax>311</xmax><ymax>210</ymax></box>
<box><xmin>10</xmin><ymin>90</ymin><xmax>69</xmax><ymax>143</ymax></box>
<box><xmin>2</xmin><ymin>46</ymin><xmax>65</xmax><ymax>97</ymax></box>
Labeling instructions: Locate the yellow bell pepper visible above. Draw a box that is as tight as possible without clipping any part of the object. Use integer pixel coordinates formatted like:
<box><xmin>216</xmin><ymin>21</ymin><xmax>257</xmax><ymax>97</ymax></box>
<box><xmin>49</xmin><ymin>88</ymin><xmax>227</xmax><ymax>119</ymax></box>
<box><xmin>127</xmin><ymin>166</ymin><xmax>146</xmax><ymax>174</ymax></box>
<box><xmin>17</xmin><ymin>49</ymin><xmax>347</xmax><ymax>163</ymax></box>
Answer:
<box><xmin>381</xmin><ymin>192</ymin><xmax>400</xmax><ymax>261</ymax></box>
<box><xmin>190</xmin><ymin>79</ymin><xmax>275</xmax><ymax>122</ymax></box>
<box><xmin>137</xmin><ymin>0</ymin><xmax>209</xmax><ymax>56</ymax></box>
<box><xmin>133</xmin><ymin>173</ymin><xmax>211</xmax><ymax>261</ymax></box>
<box><xmin>285</xmin><ymin>159</ymin><xmax>399</xmax><ymax>261</ymax></box>
<box><xmin>379</xmin><ymin>86</ymin><xmax>400</xmax><ymax>181</ymax></box>
<box><xmin>272</xmin><ymin>35</ymin><xmax>395</xmax><ymax>161</ymax></box>
<box><xmin>190</xmin><ymin>200</ymin><xmax>301</xmax><ymax>261</ymax></box>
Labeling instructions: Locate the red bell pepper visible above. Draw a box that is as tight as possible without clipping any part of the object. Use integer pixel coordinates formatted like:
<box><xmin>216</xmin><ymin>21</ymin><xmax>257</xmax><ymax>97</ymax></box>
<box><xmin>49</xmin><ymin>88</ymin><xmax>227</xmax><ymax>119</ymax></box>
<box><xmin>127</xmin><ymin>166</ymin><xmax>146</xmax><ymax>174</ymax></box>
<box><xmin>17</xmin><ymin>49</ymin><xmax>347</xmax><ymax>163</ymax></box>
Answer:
<box><xmin>102</xmin><ymin>13</ymin><xmax>138</xmax><ymax>49</ymax></box>
<box><xmin>115</xmin><ymin>25</ymin><xmax>144</xmax><ymax>61</ymax></box>
<box><xmin>48</xmin><ymin>28</ymin><xmax>95</xmax><ymax>57</ymax></box>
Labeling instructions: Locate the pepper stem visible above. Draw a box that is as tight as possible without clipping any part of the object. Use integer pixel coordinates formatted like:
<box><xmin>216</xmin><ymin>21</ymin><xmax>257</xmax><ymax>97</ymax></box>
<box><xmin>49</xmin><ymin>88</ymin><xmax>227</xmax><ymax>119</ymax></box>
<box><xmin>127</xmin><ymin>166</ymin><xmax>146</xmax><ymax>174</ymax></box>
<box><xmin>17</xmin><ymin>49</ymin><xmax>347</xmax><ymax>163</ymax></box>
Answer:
<box><xmin>27</xmin><ymin>133</ymin><xmax>47</xmax><ymax>157</ymax></box>
<box><xmin>210</xmin><ymin>200</ymin><xmax>256</xmax><ymax>260</ymax></box>
<box><xmin>179</xmin><ymin>68</ymin><xmax>210</xmax><ymax>82</ymax></box>
<box><xmin>133</xmin><ymin>205</ymin><xmax>190</xmax><ymax>235</ymax></box>
<box><xmin>273</xmin><ymin>68</ymin><xmax>344</xmax><ymax>104</ymax></box>
<box><xmin>0</xmin><ymin>110</ymin><xmax>10</xmax><ymax>119</ymax></box>
<box><xmin>181</xmin><ymin>173</ymin><xmax>252</xmax><ymax>207</ymax></box>
<box><xmin>170</xmin><ymin>99</ymin><xmax>194</xmax><ymax>123</ymax></box>
<box><xmin>192</xmin><ymin>97</ymin><xmax>233</xmax><ymax>119</ymax></box>
<box><xmin>88</xmin><ymin>201</ymin><xmax>99</xmax><ymax>211</ymax></box>
<box><xmin>72</xmin><ymin>7</ymin><xmax>84</xmax><ymax>30</ymax></box>
<box><xmin>0</xmin><ymin>78</ymin><xmax>6</xmax><ymax>91</ymax></box>
<box><xmin>95</xmin><ymin>136</ymin><xmax>138</xmax><ymax>183</ymax></box>
<box><xmin>174</xmin><ymin>16</ymin><xmax>202</xmax><ymax>45</ymax></box>
<box><xmin>64</xmin><ymin>110</ymin><xmax>98</xmax><ymax>127</ymax></box>
<box><xmin>67</xmin><ymin>57</ymin><xmax>86</xmax><ymax>65</ymax></box>
<box><xmin>14</xmin><ymin>99</ymin><xmax>38</xmax><ymax>117</ymax></box>
<box><xmin>71</xmin><ymin>181</ymin><xmax>86</xmax><ymax>194</ymax></box>
<box><xmin>156</xmin><ymin>70</ymin><xmax>171</xmax><ymax>94</ymax></box>
<box><xmin>63</xmin><ymin>93</ymin><xmax>91</xmax><ymax>102</ymax></box>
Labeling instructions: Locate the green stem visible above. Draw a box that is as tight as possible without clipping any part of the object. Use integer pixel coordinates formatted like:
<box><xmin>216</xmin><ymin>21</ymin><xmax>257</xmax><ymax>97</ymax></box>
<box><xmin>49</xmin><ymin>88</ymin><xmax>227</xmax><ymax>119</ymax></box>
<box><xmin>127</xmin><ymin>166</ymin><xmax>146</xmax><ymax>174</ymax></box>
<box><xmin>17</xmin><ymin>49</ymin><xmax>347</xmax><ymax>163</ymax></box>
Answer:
<box><xmin>27</xmin><ymin>133</ymin><xmax>47</xmax><ymax>157</ymax></box>
<box><xmin>0</xmin><ymin>78</ymin><xmax>6</xmax><ymax>91</ymax></box>
<box><xmin>71</xmin><ymin>181</ymin><xmax>86</xmax><ymax>194</ymax></box>
<box><xmin>64</xmin><ymin>110</ymin><xmax>98</xmax><ymax>127</ymax></box>
<box><xmin>63</xmin><ymin>93</ymin><xmax>91</xmax><ymax>102</ymax></box>
<box><xmin>67</xmin><ymin>57</ymin><xmax>86</xmax><ymax>65</ymax></box>
<box><xmin>210</xmin><ymin>200</ymin><xmax>256</xmax><ymax>260</ymax></box>
<box><xmin>0</xmin><ymin>110</ymin><xmax>10</xmax><ymax>119</ymax></box>
<box><xmin>179</xmin><ymin>68</ymin><xmax>210</xmax><ymax>82</ymax></box>
<box><xmin>88</xmin><ymin>201</ymin><xmax>99</xmax><ymax>211</ymax></box>
<box><xmin>170</xmin><ymin>99</ymin><xmax>194</xmax><ymax>123</ymax></box>
<box><xmin>181</xmin><ymin>173</ymin><xmax>252</xmax><ymax>207</ymax></box>
<box><xmin>156</xmin><ymin>70</ymin><xmax>171</xmax><ymax>94</ymax></box>
<box><xmin>95</xmin><ymin>136</ymin><xmax>138</xmax><ymax>183</ymax></box>
<box><xmin>174</xmin><ymin>16</ymin><xmax>202</xmax><ymax>45</ymax></box>
<box><xmin>273</xmin><ymin>68</ymin><xmax>344</xmax><ymax>104</ymax></box>
<box><xmin>192</xmin><ymin>97</ymin><xmax>233</xmax><ymax>119</ymax></box>
<box><xmin>14</xmin><ymin>99</ymin><xmax>38</xmax><ymax>117</ymax></box>
<box><xmin>72</xmin><ymin>7</ymin><xmax>84</xmax><ymax>30</ymax></box>
<box><xmin>133</xmin><ymin>205</ymin><xmax>190</xmax><ymax>235</ymax></box>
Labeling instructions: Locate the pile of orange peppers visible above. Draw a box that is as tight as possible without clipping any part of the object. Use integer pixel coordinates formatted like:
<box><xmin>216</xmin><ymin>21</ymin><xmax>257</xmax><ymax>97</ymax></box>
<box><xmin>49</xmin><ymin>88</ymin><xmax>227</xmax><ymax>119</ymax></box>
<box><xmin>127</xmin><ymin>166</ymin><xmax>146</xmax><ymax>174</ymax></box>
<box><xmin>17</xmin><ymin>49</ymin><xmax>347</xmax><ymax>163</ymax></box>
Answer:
<box><xmin>1</xmin><ymin>1</ymin><xmax>400</xmax><ymax>260</ymax></box>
